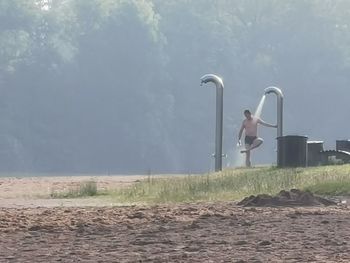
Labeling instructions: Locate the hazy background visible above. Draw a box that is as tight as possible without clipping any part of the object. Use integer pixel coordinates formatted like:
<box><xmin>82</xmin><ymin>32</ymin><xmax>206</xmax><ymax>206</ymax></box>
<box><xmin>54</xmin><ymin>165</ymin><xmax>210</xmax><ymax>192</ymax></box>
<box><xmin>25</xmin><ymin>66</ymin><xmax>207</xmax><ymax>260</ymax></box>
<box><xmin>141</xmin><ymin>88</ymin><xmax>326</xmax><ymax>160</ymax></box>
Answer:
<box><xmin>0</xmin><ymin>0</ymin><xmax>349</xmax><ymax>174</ymax></box>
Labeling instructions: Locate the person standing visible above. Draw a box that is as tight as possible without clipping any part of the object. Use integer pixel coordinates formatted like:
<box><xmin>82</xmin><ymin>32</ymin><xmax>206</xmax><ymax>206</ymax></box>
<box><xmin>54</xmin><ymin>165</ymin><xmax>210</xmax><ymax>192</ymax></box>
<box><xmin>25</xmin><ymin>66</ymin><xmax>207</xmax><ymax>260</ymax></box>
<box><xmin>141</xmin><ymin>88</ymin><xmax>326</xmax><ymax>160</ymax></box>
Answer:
<box><xmin>238</xmin><ymin>109</ymin><xmax>277</xmax><ymax>167</ymax></box>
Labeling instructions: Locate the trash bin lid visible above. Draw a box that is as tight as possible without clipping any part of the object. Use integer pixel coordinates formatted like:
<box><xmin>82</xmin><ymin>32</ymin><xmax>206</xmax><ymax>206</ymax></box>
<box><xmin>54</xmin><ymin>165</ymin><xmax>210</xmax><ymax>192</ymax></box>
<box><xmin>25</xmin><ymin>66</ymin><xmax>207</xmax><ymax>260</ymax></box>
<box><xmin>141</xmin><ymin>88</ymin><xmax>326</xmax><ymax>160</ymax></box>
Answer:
<box><xmin>277</xmin><ymin>135</ymin><xmax>308</xmax><ymax>140</ymax></box>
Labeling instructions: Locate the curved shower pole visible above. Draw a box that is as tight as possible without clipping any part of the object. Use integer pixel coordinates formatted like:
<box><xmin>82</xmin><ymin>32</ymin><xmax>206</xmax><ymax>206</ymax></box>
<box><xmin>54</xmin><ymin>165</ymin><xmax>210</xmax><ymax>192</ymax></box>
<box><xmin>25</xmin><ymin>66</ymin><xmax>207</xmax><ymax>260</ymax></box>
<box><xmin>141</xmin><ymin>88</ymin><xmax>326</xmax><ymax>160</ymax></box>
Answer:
<box><xmin>200</xmin><ymin>74</ymin><xmax>224</xmax><ymax>172</ymax></box>
<box><xmin>264</xmin><ymin>86</ymin><xmax>284</xmax><ymax>138</ymax></box>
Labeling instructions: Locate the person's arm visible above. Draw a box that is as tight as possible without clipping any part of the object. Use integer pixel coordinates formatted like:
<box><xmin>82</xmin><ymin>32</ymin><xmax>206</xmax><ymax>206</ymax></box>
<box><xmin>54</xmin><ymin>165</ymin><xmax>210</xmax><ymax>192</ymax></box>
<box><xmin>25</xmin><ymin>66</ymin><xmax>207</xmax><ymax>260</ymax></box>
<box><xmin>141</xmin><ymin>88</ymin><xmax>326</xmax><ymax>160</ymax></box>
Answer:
<box><xmin>238</xmin><ymin>121</ymin><xmax>245</xmax><ymax>145</ymax></box>
<box><xmin>257</xmin><ymin>118</ymin><xmax>277</xmax><ymax>128</ymax></box>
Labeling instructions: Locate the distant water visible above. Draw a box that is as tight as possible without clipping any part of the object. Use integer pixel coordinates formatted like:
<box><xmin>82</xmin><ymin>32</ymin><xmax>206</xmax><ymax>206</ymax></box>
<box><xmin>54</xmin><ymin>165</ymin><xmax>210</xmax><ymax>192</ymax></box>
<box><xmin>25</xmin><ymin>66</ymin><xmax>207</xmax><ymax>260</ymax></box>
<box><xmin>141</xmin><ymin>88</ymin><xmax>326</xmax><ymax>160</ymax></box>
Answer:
<box><xmin>254</xmin><ymin>95</ymin><xmax>266</xmax><ymax>119</ymax></box>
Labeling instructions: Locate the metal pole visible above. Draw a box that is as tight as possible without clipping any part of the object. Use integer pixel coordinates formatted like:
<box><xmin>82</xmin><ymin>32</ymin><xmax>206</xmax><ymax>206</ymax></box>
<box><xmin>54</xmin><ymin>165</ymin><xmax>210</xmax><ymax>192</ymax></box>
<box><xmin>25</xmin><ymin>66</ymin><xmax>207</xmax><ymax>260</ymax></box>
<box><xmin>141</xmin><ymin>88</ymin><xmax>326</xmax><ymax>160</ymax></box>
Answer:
<box><xmin>277</xmin><ymin>95</ymin><xmax>283</xmax><ymax>138</ymax></box>
<box><xmin>200</xmin><ymin>74</ymin><xmax>224</xmax><ymax>172</ymax></box>
<box><xmin>264</xmin><ymin>86</ymin><xmax>284</xmax><ymax>138</ymax></box>
<box><xmin>264</xmin><ymin>86</ymin><xmax>284</xmax><ymax>166</ymax></box>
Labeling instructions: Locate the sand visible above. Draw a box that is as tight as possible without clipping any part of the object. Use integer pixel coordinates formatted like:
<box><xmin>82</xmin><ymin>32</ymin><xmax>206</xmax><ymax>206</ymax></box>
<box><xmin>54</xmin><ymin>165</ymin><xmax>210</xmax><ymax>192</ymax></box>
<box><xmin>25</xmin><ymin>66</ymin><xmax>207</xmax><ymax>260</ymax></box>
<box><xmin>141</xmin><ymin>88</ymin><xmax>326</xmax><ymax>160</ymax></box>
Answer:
<box><xmin>0</xmin><ymin>175</ymin><xmax>146</xmax><ymax>208</ymax></box>
<box><xmin>0</xmin><ymin>176</ymin><xmax>349</xmax><ymax>262</ymax></box>
<box><xmin>237</xmin><ymin>189</ymin><xmax>338</xmax><ymax>207</ymax></box>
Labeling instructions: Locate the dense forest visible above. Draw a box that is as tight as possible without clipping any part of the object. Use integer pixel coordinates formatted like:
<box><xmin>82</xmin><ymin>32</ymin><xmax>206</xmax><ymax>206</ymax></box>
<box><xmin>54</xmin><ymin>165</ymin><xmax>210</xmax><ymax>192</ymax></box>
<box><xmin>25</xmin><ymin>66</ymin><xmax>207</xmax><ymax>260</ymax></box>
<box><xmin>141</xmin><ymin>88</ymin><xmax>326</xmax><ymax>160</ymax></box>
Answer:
<box><xmin>1</xmin><ymin>0</ymin><xmax>350</xmax><ymax>173</ymax></box>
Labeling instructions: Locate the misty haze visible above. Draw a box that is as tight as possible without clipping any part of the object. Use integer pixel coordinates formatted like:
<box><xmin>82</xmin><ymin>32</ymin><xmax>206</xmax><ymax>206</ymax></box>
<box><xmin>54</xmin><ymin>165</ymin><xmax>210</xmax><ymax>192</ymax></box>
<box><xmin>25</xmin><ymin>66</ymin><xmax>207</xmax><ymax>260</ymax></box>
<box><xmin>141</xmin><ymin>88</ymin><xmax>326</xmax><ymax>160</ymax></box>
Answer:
<box><xmin>0</xmin><ymin>0</ymin><xmax>349</xmax><ymax>174</ymax></box>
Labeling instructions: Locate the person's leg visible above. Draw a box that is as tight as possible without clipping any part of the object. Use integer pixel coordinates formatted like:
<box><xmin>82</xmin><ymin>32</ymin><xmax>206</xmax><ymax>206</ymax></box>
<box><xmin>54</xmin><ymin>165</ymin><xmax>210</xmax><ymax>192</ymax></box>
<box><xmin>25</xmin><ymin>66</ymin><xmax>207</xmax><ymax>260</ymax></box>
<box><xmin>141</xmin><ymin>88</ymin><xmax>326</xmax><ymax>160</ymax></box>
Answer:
<box><xmin>241</xmin><ymin>138</ymin><xmax>263</xmax><ymax>153</ymax></box>
<box><xmin>248</xmin><ymin>137</ymin><xmax>263</xmax><ymax>151</ymax></box>
<box><xmin>240</xmin><ymin>137</ymin><xmax>251</xmax><ymax>154</ymax></box>
<box><xmin>245</xmin><ymin>147</ymin><xmax>251</xmax><ymax>167</ymax></box>
<box><xmin>240</xmin><ymin>138</ymin><xmax>263</xmax><ymax>167</ymax></box>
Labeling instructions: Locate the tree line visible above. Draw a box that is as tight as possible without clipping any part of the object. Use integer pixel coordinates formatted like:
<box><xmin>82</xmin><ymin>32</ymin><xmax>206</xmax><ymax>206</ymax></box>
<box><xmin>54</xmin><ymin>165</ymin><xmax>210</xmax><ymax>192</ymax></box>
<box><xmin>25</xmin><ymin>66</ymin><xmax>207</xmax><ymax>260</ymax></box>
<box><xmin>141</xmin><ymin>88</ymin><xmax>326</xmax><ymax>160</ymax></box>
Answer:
<box><xmin>0</xmin><ymin>0</ymin><xmax>349</xmax><ymax>173</ymax></box>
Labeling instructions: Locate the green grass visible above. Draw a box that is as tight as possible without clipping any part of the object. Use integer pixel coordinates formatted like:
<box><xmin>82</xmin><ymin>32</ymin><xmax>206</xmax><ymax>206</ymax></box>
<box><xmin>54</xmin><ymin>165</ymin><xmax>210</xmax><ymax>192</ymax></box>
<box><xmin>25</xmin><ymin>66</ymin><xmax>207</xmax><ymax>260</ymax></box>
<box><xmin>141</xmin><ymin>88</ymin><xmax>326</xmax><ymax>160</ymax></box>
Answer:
<box><xmin>51</xmin><ymin>180</ymin><xmax>99</xmax><ymax>198</ymax></box>
<box><xmin>305</xmin><ymin>181</ymin><xmax>350</xmax><ymax>196</ymax></box>
<box><xmin>110</xmin><ymin>165</ymin><xmax>350</xmax><ymax>204</ymax></box>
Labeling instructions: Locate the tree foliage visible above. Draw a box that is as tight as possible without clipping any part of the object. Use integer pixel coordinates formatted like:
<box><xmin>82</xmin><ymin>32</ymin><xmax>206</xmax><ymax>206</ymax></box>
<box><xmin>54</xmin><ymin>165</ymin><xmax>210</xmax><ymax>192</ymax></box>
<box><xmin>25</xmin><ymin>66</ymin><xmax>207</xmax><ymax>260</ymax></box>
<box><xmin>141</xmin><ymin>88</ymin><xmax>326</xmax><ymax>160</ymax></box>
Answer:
<box><xmin>0</xmin><ymin>0</ymin><xmax>349</xmax><ymax>173</ymax></box>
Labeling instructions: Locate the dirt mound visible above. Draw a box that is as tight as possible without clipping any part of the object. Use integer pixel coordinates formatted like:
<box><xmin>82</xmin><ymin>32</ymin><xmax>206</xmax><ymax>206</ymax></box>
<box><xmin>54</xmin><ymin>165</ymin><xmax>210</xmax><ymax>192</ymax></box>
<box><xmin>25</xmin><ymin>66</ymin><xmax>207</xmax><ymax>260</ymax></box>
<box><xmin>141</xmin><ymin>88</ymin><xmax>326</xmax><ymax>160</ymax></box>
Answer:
<box><xmin>238</xmin><ymin>189</ymin><xmax>337</xmax><ymax>207</ymax></box>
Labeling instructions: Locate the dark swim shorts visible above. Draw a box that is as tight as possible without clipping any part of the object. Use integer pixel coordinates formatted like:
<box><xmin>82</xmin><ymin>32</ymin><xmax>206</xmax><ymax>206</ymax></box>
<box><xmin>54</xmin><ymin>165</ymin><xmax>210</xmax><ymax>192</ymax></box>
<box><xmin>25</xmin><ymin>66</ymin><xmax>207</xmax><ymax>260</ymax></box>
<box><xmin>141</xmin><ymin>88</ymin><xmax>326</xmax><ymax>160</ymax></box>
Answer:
<box><xmin>245</xmin><ymin>136</ymin><xmax>257</xmax><ymax>146</ymax></box>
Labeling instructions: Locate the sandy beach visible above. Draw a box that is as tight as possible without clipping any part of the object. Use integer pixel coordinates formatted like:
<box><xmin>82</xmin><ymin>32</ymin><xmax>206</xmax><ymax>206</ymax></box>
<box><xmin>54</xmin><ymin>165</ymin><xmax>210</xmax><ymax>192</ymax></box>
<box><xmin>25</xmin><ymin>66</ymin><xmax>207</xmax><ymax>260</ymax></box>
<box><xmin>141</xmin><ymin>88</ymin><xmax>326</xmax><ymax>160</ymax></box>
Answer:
<box><xmin>0</xmin><ymin>175</ymin><xmax>146</xmax><ymax>208</ymax></box>
<box><xmin>0</xmin><ymin>176</ymin><xmax>349</xmax><ymax>262</ymax></box>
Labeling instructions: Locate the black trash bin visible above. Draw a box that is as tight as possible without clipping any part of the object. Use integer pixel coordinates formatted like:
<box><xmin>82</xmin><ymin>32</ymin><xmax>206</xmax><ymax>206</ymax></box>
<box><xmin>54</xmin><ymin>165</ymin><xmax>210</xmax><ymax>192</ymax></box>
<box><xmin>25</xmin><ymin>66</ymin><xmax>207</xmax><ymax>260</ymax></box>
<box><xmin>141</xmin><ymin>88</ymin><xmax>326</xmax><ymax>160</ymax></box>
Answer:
<box><xmin>307</xmin><ymin>141</ymin><xmax>324</xmax><ymax>166</ymax></box>
<box><xmin>336</xmin><ymin>140</ymin><xmax>350</xmax><ymax>152</ymax></box>
<box><xmin>277</xmin><ymin>135</ymin><xmax>308</xmax><ymax>167</ymax></box>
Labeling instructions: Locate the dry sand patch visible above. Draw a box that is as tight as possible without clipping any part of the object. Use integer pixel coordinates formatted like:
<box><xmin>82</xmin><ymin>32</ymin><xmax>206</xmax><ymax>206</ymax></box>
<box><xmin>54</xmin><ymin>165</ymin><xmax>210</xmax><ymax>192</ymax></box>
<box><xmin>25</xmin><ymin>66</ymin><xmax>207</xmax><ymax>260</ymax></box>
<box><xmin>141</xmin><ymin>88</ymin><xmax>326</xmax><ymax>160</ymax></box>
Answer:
<box><xmin>0</xmin><ymin>176</ymin><xmax>349</xmax><ymax>262</ymax></box>
<box><xmin>0</xmin><ymin>175</ymin><xmax>146</xmax><ymax>208</ymax></box>
<box><xmin>0</xmin><ymin>203</ymin><xmax>349</xmax><ymax>262</ymax></box>
<box><xmin>238</xmin><ymin>189</ymin><xmax>338</xmax><ymax>207</ymax></box>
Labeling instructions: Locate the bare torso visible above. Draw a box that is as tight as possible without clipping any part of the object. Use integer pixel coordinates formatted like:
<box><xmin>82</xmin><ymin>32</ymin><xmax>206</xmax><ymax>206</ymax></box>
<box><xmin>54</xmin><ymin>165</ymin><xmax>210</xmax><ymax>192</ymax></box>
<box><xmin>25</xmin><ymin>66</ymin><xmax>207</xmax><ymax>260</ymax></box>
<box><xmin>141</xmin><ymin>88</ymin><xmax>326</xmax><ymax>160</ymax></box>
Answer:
<box><xmin>243</xmin><ymin>117</ymin><xmax>258</xmax><ymax>137</ymax></box>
